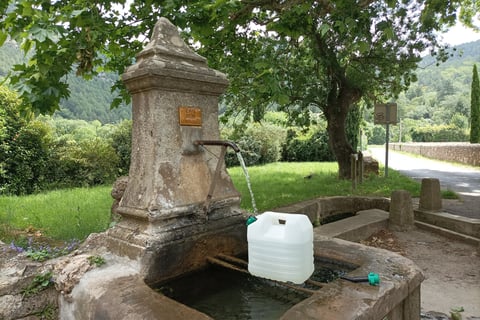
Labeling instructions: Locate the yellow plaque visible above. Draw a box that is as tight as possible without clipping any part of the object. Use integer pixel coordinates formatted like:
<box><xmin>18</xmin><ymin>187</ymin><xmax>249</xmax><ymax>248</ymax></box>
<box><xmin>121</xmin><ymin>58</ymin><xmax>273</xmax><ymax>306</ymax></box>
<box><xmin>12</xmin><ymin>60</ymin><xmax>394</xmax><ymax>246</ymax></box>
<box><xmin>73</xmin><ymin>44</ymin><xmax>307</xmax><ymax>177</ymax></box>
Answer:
<box><xmin>179</xmin><ymin>106</ymin><xmax>202</xmax><ymax>126</ymax></box>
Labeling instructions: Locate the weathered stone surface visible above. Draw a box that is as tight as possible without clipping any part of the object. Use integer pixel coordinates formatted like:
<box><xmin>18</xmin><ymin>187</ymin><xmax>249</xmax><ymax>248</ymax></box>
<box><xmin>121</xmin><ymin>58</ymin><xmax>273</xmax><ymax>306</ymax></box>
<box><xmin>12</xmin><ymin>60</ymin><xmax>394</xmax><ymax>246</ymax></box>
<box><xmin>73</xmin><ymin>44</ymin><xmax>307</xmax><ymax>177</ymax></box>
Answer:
<box><xmin>391</xmin><ymin>142</ymin><xmax>480</xmax><ymax>167</ymax></box>
<box><xmin>274</xmin><ymin>196</ymin><xmax>390</xmax><ymax>225</ymax></box>
<box><xmin>117</xmin><ymin>17</ymin><xmax>238</xmax><ymax>222</ymax></box>
<box><xmin>419</xmin><ymin>178</ymin><xmax>442</xmax><ymax>212</ymax></box>
<box><xmin>281</xmin><ymin>237</ymin><xmax>424</xmax><ymax>320</ymax></box>
<box><xmin>363</xmin><ymin>156</ymin><xmax>379</xmax><ymax>177</ymax></box>
<box><xmin>390</xmin><ymin>190</ymin><xmax>415</xmax><ymax>231</ymax></box>
<box><xmin>54</xmin><ymin>254</ymin><xmax>95</xmax><ymax>294</ymax></box>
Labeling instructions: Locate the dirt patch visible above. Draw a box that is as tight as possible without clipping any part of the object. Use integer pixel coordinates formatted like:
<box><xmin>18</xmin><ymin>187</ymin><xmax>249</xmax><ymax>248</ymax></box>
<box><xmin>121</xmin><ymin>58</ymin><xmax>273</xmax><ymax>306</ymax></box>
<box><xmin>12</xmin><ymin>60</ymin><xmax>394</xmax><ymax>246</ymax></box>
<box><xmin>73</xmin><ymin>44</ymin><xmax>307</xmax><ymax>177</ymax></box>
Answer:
<box><xmin>362</xmin><ymin>229</ymin><xmax>480</xmax><ymax>319</ymax></box>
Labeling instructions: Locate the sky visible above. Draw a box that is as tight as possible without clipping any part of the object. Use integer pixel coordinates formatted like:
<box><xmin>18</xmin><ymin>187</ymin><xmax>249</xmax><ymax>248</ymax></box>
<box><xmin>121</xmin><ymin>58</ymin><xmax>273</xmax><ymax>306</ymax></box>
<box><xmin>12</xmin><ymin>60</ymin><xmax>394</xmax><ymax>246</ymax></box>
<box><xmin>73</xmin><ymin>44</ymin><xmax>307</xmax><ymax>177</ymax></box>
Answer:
<box><xmin>441</xmin><ymin>23</ymin><xmax>480</xmax><ymax>46</ymax></box>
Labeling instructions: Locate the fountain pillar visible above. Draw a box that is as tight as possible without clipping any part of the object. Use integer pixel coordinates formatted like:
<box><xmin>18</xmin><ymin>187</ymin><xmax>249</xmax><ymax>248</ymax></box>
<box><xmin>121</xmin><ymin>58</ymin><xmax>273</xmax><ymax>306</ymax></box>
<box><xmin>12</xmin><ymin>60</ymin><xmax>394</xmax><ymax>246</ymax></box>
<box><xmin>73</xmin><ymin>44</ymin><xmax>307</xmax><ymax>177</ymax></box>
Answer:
<box><xmin>107</xmin><ymin>18</ymin><xmax>246</xmax><ymax>283</ymax></box>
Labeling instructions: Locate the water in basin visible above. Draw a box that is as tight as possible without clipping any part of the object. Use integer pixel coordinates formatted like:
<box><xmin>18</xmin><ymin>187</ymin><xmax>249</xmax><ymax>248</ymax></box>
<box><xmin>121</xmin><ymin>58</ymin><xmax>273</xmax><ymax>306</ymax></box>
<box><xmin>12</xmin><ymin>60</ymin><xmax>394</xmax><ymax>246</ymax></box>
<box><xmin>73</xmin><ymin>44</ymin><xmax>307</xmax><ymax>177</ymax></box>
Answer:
<box><xmin>155</xmin><ymin>258</ymin><xmax>355</xmax><ymax>320</ymax></box>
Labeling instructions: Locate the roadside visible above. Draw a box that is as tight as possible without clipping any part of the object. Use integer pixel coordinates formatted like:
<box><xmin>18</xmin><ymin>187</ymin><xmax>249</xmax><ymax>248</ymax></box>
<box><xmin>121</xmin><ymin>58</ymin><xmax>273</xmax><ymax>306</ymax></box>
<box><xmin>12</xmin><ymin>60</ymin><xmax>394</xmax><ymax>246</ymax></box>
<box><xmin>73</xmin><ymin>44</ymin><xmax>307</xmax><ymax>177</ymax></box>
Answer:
<box><xmin>364</xmin><ymin>147</ymin><xmax>480</xmax><ymax>319</ymax></box>
<box><xmin>368</xmin><ymin>147</ymin><xmax>480</xmax><ymax>219</ymax></box>
<box><xmin>363</xmin><ymin>229</ymin><xmax>480</xmax><ymax>319</ymax></box>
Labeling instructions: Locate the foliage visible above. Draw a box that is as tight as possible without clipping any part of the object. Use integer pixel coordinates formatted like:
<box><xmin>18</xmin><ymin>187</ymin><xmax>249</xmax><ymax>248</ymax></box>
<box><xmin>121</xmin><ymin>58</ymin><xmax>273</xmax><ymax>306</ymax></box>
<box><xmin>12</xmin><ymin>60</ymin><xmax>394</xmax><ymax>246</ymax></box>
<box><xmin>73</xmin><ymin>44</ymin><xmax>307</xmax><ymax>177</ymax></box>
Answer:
<box><xmin>8</xmin><ymin>237</ymin><xmax>80</xmax><ymax>262</ymax></box>
<box><xmin>224</xmin><ymin>122</ymin><xmax>287</xmax><ymax>166</ymax></box>
<box><xmin>0</xmin><ymin>98</ymin><xmax>125</xmax><ymax>194</ymax></box>
<box><xmin>346</xmin><ymin>104</ymin><xmax>363</xmax><ymax>152</ymax></box>
<box><xmin>366</xmin><ymin>125</ymin><xmax>387</xmax><ymax>145</ymax></box>
<box><xmin>88</xmin><ymin>255</ymin><xmax>106</xmax><ymax>267</ymax></box>
<box><xmin>33</xmin><ymin>304</ymin><xmax>57</xmax><ymax>320</ymax></box>
<box><xmin>0</xmin><ymin>0</ymin><xmax>469</xmax><ymax>179</ymax></box>
<box><xmin>470</xmin><ymin>64</ymin><xmax>480</xmax><ymax>143</ymax></box>
<box><xmin>410</xmin><ymin>124</ymin><xmax>468</xmax><ymax>142</ymax></box>
<box><xmin>0</xmin><ymin>85</ymin><xmax>53</xmax><ymax>195</ymax></box>
<box><xmin>49</xmin><ymin>138</ymin><xmax>119</xmax><ymax>188</ymax></box>
<box><xmin>281</xmin><ymin>127</ymin><xmax>335</xmax><ymax>162</ymax></box>
<box><xmin>108</xmin><ymin>119</ymin><xmax>132</xmax><ymax>175</ymax></box>
<box><xmin>21</xmin><ymin>272</ymin><xmax>54</xmax><ymax>298</ymax></box>
<box><xmin>393</xmin><ymin>40</ymin><xmax>480</xmax><ymax>143</ymax></box>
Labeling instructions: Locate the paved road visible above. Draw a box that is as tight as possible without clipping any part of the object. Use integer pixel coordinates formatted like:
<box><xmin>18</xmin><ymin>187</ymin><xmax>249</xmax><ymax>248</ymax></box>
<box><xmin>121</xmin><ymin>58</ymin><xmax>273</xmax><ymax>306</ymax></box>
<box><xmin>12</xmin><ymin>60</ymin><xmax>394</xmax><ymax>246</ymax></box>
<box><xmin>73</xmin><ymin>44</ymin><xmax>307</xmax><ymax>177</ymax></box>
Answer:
<box><xmin>368</xmin><ymin>147</ymin><xmax>480</xmax><ymax>219</ymax></box>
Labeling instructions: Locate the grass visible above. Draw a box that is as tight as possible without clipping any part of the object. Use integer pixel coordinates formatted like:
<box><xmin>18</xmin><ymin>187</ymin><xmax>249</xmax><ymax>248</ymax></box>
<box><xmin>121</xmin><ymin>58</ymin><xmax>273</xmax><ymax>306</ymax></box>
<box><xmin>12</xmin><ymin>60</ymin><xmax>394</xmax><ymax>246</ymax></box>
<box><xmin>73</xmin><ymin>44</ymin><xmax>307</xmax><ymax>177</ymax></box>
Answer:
<box><xmin>0</xmin><ymin>186</ymin><xmax>112</xmax><ymax>244</ymax></box>
<box><xmin>0</xmin><ymin>162</ymin><xmax>425</xmax><ymax>244</ymax></box>
<box><xmin>228</xmin><ymin>162</ymin><xmax>422</xmax><ymax>213</ymax></box>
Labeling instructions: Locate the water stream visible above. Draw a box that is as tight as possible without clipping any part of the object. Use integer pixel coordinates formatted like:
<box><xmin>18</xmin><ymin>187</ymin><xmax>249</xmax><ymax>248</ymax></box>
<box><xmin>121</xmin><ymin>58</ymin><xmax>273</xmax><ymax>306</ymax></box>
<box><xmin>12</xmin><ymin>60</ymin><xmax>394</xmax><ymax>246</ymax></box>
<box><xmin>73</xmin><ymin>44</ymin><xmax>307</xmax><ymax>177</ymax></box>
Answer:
<box><xmin>236</xmin><ymin>152</ymin><xmax>258</xmax><ymax>214</ymax></box>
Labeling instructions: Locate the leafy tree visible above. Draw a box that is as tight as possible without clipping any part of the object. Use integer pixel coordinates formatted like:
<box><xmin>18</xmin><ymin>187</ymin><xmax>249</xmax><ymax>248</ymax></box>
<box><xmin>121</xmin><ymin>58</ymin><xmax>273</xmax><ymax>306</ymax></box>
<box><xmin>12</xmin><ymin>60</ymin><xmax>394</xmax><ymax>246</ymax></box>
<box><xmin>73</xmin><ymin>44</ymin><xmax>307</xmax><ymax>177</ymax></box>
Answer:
<box><xmin>0</xmin><ymin>85</ymin><xmax>53</xmax><ymax>195</ymax></box>
<box><xmin>471</xmin><ymin>64</ymin><xmax>480</xmax><ymax>143</ymax></box>
<box><xmin>0</xmin><ymin>0</ymin><xmax>473</xmax><ymax>178</ymax></box>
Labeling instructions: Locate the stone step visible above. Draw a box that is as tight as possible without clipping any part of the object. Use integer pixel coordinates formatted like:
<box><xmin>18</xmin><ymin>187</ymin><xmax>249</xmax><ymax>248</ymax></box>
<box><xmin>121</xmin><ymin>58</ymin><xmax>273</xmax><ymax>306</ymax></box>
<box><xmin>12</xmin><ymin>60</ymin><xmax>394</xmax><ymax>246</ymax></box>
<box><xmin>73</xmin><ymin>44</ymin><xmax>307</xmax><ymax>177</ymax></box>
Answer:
<box><xmin>414</xmin><ymin>210</ymin><xmax>480</xmax><ymax>239</ymax></box>
<box><xmin>415</xmin><ymin>221</ymin><xmax>480</xmax><ymax>246</ymax></box>
<box><xmin>314</xmin><ymin>209</ymin><xmax>389</xmax><ymax>242</ymax></box>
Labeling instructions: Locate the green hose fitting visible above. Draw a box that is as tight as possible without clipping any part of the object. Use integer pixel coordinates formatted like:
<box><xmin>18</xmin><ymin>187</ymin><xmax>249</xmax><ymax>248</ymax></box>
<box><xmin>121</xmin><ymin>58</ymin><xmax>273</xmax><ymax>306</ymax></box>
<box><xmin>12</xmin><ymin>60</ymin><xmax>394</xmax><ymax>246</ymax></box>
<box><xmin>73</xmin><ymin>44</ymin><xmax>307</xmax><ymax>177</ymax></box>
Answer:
<box><xmin>246</xmin><ymin>215</ymin><xmax>257</xmax><ymax>226</ymax></box>
<box><xmin>367</xmin><ymin>272</ymin><xmax>380</xmax><ymax>286</ymax></box>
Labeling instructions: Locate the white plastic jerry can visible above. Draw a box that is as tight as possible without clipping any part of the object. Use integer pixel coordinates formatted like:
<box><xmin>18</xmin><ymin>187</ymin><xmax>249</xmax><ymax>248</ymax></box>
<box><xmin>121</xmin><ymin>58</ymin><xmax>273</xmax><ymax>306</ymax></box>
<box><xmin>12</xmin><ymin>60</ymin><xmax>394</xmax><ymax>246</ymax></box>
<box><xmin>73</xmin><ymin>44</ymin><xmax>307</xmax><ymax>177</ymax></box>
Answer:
<box><xmin>247</xmin><ymin>211</ymin><xmax>314</xmax><ymax>284</ymax></box>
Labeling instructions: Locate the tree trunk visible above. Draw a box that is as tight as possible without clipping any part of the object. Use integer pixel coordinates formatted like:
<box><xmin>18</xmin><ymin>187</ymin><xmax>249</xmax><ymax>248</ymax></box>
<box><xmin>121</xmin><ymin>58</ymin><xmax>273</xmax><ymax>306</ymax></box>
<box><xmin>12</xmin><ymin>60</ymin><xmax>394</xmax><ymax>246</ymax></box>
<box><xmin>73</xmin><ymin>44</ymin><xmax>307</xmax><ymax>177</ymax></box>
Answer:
<box><xmin>325</xmin><ymin>104</ymin><xmax>354</xmax><ymax>179</ymax></box>
<box><xmin>324</xmin><ymin>78</ymin><xmax>361</xmax><ymax>179</ymax></box>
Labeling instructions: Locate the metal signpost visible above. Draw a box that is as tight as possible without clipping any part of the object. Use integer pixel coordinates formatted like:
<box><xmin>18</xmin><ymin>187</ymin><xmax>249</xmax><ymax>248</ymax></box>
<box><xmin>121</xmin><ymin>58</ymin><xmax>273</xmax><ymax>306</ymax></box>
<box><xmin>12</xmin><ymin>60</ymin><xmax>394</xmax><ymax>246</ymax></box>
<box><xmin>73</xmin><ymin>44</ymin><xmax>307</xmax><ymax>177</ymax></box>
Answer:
<box><xmin>374</xmin><ymin>103</ymin><xmax>397</xmax><ymax>178</ymax></box>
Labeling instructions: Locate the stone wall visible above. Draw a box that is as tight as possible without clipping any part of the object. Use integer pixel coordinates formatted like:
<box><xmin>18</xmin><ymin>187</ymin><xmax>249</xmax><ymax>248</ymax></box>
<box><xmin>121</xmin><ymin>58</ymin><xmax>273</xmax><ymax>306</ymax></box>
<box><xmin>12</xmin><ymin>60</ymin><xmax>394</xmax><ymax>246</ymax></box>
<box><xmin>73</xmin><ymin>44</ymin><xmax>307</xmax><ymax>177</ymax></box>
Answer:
<box><xmin>390</xmin><ymin>142</ymin><xmax>480</xmax><ymax>167</ymax></box>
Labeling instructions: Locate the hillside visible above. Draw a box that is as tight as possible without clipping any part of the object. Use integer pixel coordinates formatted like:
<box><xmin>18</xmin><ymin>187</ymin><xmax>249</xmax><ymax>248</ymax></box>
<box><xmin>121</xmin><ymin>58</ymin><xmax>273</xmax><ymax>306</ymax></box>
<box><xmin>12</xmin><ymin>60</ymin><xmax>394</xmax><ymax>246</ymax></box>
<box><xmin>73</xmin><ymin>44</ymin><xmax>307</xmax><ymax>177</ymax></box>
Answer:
<box><xmin>0</xmin><ymin>39</ymin><xmax>479</xmax><ymax>125</ymax></box>
<box><xmin>0</xmin><ymin>41</ymin><xmax>131</xmax><ymax>124</ymax></box>
<box><xmin>395</xmin><ymin>40</ymin><xmax>480</xmax><ymax>131</ymax></box>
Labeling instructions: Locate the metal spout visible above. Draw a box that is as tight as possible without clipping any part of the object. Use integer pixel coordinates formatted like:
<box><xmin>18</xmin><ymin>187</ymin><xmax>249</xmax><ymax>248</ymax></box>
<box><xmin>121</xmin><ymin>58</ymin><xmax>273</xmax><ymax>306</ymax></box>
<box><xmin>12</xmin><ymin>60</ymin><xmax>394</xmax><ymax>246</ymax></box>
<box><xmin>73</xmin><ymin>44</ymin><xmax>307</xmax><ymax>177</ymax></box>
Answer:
<box><xmin>194</xmin><ymin>140</ymin><xmax>240</xmax><ymax>153</ymax></box>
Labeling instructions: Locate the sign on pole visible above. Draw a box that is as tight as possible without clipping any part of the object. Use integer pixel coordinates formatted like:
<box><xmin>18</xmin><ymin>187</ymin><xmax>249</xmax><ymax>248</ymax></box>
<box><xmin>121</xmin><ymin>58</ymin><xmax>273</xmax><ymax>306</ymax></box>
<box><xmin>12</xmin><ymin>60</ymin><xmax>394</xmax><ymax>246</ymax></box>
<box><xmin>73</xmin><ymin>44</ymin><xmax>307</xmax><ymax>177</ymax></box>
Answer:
<box><xmin>374</xmin><ymin>103</ymin><xmax>398</xmax><ymax>178</ymax></box>
<box><xmin>374</xmin><ymin>103</ymin><xmax>397</xmax><ymax>125</ymax></box>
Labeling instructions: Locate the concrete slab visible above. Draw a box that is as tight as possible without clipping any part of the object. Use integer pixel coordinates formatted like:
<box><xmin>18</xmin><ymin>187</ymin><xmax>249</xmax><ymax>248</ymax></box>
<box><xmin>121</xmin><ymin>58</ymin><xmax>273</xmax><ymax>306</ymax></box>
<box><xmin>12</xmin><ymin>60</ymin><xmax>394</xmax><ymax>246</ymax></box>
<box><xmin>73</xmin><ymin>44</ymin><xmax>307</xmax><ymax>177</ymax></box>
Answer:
<box><xmin>314</xmin><ymin>209</ymin><xmax>389</xmax><ymax>242</ymax></box>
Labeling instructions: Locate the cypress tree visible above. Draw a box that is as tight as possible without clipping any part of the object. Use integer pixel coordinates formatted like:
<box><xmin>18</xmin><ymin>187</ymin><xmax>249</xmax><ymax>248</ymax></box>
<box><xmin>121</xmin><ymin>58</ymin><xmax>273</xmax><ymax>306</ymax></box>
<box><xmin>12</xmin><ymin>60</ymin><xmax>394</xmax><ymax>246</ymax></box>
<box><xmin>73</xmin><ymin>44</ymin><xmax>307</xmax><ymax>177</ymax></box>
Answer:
<box><xmin>470</xmin><ymin>64</ymin><xmax>480</xmax><ymax>143</ymax></box>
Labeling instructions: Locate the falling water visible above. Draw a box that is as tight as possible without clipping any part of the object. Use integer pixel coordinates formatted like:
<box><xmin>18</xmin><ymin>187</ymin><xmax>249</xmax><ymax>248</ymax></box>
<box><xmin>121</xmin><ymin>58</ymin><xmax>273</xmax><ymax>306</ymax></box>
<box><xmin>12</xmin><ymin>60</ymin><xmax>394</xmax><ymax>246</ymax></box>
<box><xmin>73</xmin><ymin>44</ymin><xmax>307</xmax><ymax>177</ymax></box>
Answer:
<box><xmin>236</xmin><ymin>152</ymin><xmax>258</xmax><ymax>214</ymax></box>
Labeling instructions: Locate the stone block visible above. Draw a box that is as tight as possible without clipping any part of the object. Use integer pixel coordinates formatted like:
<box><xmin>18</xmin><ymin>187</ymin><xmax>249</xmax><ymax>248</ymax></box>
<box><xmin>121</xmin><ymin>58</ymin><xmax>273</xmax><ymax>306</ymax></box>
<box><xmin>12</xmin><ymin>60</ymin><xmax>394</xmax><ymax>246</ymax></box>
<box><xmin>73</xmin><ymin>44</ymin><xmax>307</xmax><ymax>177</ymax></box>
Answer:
<box><xmin>390</xmin><ymin>190</ymin><xmax>414</xmax><ymax>231</ymax></box>
<box><xmin>419</xmin><ymin>178</ymin><xmax>442</xmax><ymax>212</ymax></box>
<box><xmin>363</xmin><ymin>156</ymin><xmax>379</xmax><ymax>177</ymax></box>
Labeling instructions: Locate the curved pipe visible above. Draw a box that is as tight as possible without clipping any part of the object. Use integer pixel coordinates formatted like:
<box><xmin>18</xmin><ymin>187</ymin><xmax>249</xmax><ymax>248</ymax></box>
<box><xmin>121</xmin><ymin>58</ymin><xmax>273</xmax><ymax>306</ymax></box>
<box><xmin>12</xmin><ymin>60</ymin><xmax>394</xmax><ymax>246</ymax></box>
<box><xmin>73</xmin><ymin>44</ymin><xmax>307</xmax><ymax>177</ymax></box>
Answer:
<box><xmin>194</xmin><ymin>140</ymin><xmax>240</xmax><ymax>153</ymax></box>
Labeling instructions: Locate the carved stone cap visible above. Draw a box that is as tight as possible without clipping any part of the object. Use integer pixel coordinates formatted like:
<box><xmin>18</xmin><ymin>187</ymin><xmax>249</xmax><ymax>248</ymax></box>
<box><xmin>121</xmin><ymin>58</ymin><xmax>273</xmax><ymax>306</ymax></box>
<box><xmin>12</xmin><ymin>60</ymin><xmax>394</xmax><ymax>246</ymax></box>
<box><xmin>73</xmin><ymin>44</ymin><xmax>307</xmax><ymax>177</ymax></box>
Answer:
<box><xmin>123</xmin><ymin>17</ymin><xmax>228</xmax><ymax>95</ymax></box>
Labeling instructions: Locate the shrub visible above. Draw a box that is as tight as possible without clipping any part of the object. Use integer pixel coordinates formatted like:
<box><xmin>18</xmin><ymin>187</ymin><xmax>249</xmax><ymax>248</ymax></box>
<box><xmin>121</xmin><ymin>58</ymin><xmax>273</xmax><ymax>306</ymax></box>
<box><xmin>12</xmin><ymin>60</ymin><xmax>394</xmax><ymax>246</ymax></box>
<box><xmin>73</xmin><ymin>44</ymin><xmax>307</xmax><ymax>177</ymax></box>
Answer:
<box><xmin>48</xmin><ymin>139</ymin><xmax>119</xmax><ymax>188</ymax></box>
<box><xmin>224</xmin><ymin>122</ymin><xmax>286</xmax><ymax>166</ymax></box>
<box><xmin>281</xmin><ymin>128</ymin><xmax>335</xmax><ymax>162</ymax></box>
<box><xmin>366</xmin><ymin>125</ymin><xmax>386</xmax><ymax>145</ymax></box>
<box><xmin>0</xmin><ymin>86</ymin><xmax>53</xmax><ymax>195</ymax></box>
<box><xmin>410</xmin><ymin>124</ymin><xmax>468</xmax><ymax>142</ymax></box>
<box><xmin>4</xmin><ymin>121</ymin><xmax>53</xmax><ymax>194</ymax></box>
<box><xmin>108</xmin><ymin>119</ymin><xmax>132</xmax><ymax>175</ymax></box>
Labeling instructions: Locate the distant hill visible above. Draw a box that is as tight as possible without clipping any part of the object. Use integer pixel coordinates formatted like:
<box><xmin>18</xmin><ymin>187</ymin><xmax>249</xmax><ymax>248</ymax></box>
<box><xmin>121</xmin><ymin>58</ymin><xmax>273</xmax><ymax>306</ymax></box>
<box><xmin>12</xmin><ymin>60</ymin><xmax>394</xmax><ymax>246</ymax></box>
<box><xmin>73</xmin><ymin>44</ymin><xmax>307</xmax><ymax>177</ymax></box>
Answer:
<box><xmin>0</xmin><ymin>41</ymin><xmax>131</xmax><ymax>124</ymax></box>
<box><xmin>0</xmin><ymin>39</ymin><xmax>480</xmax><ymax>124</ymax></box>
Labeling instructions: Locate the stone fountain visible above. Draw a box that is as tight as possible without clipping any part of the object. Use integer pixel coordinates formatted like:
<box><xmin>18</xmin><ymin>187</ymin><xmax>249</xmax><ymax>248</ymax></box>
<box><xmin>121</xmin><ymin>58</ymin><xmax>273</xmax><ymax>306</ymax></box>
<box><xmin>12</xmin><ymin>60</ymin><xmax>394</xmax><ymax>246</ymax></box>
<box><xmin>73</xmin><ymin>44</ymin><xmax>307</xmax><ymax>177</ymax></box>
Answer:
<box><xmin>105</xmin><ymin>17</ymin><xmax>247</xmax><ymax>285</ymax></box>
<box><xmin>0</xmin><ymin>18</ymin><xmax>424</xmax><ymax>320</ymax></box>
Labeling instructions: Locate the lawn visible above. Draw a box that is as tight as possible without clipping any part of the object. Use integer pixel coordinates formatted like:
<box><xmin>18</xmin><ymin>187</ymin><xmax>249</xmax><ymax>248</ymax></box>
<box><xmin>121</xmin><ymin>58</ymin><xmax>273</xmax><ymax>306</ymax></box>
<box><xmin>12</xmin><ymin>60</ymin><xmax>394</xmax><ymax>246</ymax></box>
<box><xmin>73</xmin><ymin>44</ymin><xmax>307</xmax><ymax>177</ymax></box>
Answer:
<box><xmin>0</xmin><ymin>162</ymin><xmax>421</xmax><ymax>244</ymax></box>
<box><xmin>228</xmin><ymin>162</ymin><xmax>421</xmax><ymax>213</ymax></box>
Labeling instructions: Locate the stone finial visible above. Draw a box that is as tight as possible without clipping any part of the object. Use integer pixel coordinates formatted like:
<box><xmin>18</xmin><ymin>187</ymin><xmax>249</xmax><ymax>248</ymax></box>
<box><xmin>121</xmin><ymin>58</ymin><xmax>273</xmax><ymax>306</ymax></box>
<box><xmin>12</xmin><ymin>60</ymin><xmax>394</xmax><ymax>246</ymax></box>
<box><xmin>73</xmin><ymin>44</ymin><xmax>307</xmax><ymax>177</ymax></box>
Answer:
<box><xmin>140</xmin><ymin>17</ymin><xmax>206</xmax><ymax>65</ymax></box>
<box><xmin>122</xmin><ymin>17</ymin><xmax>228</xmax><ymax>94</ymax></box>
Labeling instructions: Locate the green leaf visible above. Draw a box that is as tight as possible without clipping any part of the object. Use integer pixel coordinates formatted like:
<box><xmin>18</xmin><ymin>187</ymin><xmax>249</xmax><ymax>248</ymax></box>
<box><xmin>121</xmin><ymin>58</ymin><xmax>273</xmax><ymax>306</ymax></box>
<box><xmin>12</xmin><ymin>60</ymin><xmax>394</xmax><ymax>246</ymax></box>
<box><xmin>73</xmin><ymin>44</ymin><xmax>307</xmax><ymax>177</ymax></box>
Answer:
<box><xmin>357</xmin><ymin>41</ymin><xmax>370</xmax><ymax>54</ymax></box>
<box><xmin>319</xmin><ymin>24</ymin><xmax>330</xmax><ymax>37</ymax></box>
<box><xmin>21</xmin><ymin>39</ymin><xmax>33</xmax><ymax>54</ymax></box>
<box><xmin>0</xmin><ymin>32</ymin><xmax>7</xmax><ymax>46</ymax></box>
<box><xmin>278</xmin><ymin>93</ymin><xmax>290</xmax><ymax>105</ymax></box>
<box><xmin>71</xmin><ymin>9</ymin><xmax>86</xmax><ymax>17</ymax></box>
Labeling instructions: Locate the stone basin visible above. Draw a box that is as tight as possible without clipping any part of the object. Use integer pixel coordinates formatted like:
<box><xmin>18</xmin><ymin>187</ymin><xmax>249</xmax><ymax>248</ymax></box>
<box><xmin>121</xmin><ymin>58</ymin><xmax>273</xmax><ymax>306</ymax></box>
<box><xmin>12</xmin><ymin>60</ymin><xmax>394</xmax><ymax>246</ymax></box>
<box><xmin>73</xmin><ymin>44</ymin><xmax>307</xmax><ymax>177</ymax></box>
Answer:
<box><xmin>58</xmin><ymin>232</ymin><xmax>423</xmax><ymax>320</ymax></box>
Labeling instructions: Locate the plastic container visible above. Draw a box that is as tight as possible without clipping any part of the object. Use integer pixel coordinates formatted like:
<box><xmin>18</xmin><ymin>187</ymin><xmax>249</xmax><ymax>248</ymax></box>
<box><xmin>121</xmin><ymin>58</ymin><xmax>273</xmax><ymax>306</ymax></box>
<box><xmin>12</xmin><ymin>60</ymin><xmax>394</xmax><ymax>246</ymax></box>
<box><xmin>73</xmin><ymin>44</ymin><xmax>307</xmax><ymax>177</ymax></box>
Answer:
<box><xmin>247</xmin><ymin>211</ymin><xmax>314</xmax><ymax>284</ymax></box>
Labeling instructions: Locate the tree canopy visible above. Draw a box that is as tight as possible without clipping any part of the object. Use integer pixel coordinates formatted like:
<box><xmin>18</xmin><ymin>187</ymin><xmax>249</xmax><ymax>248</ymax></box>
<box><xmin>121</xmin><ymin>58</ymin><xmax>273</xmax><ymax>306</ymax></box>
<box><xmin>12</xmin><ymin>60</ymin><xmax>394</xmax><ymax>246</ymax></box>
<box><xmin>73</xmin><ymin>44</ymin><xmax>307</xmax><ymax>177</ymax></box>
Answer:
<box><xmin>0</xmin><ymin>0</ymin><xmax>477</xmax><ymax>177</ymax></box>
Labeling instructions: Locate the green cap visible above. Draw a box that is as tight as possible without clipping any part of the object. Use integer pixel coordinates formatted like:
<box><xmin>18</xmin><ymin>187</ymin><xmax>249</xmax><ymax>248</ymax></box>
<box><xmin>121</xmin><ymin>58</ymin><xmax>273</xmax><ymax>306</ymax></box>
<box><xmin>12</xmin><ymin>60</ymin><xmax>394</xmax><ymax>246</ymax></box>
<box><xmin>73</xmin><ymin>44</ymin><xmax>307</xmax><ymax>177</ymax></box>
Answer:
<box><xmin>246</xmin><ymin>216</ymin><xmax>257</xmax><ymax>226</ymax></box>
<box><xmin>368</xmin><ymin>272</ymin><xmax>380</xmax><ymax>286</ymax></box>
